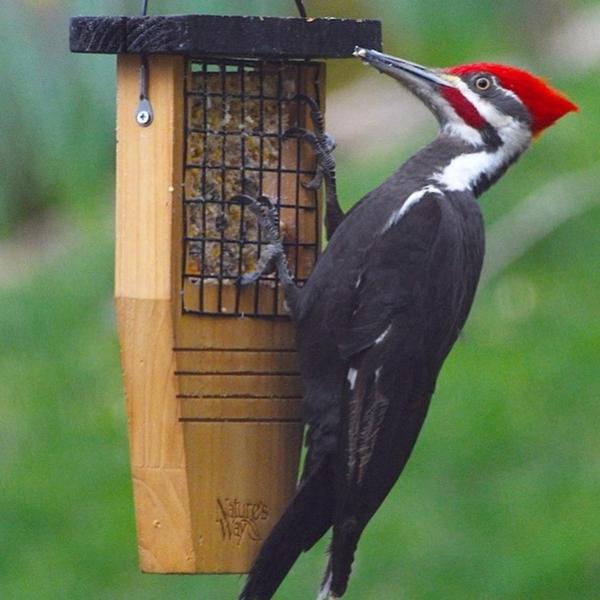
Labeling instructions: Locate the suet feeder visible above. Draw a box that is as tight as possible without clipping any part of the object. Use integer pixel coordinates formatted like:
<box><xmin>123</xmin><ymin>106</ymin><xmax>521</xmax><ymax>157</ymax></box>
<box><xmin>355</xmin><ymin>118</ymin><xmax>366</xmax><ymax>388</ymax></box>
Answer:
<box><xmin>70</xmin><ymin>11</ymin><xmax>381</xmax><ymax>574</ymax></box>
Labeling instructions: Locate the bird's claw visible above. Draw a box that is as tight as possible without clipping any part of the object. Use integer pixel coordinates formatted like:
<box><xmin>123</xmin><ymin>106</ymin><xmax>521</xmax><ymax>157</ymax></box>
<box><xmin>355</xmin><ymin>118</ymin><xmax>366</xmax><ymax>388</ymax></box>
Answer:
<box><xmin>283</xmin><ymin>96</ymin><xmax>337</xmax><ymax>192</ymax></box>
<box><xmin>231</xmin><ymin>194</ymin><xmax>289</xmax><ymax>286</ymax></box>
<box><xmin>282</xmin><ymin>126</ymin><xmax>317</xmax><ymax>142</ymax></box>
<box><xmin>288</xmin><ymin>94</ymin><xmax>327</xmax><ymax>136</ymax></box>
<box><xmin>302</xmin><ymin>171</ymin><xmax>324</xmax><ymax>191</ymax></box>
<box><xmin>238</xmin><ymin>269</ymin><xmax>266</xmax><ymax>286</ymax></box>
<box><xmin>231</xmin><ymin>194</ymin><xmax>280</xmax><ymax>241</ymax></box>
<box><xmin>284</xmin><ymin>96</ymin><xmax>343</xmax><ymax>240</ymax></box>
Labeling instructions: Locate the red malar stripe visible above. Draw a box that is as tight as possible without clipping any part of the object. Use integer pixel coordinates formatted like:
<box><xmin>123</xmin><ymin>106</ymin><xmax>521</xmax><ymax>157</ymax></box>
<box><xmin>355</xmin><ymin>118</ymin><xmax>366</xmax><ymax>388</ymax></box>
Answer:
<box><xmin>441</xmin><ymin>87</ymin><xmax>487</xmax><ymax>129</ymax></box>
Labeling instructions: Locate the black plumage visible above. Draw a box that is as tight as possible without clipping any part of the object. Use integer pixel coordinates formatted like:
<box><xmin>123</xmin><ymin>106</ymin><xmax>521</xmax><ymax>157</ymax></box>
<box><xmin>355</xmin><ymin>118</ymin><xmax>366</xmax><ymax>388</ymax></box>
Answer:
<box><xmin>239</xmin><ymin>47</ymin><xmax>577</xmax><ymax>599</ymax></box>
<box><xmin>241</xmin><ymin>136</ymin><xmax>485</xmax><ymax>600</ymax></box>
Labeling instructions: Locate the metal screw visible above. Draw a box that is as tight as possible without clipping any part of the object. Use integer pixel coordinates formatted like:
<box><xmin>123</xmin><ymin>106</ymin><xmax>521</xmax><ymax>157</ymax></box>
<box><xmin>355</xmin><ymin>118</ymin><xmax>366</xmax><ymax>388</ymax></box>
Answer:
<box><xmin>135</xmin><ymin>97</ymin><xmax>153</xmax><ymax>127</ymax></box>
<box><xmin>136</xmin><ymin>109</ymin><xmax>151</xmax><ymax>125</ymax></box>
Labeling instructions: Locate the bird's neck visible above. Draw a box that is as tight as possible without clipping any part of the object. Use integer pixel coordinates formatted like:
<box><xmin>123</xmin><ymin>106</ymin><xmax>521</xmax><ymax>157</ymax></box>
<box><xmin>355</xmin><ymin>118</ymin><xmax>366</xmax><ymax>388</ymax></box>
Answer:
<box><xmin>414</xmin><ymin>124</ymin><xmax>531</xmax><ymax>198</ymax></box>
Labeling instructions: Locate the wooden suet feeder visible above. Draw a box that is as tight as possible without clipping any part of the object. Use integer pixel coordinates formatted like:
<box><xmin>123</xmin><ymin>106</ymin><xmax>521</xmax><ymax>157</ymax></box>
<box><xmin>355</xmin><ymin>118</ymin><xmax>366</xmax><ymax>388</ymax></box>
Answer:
<box><xmin>70</xmin><ymin>12</ymin><xmax>381</xmax><ymax>574</ymax></box>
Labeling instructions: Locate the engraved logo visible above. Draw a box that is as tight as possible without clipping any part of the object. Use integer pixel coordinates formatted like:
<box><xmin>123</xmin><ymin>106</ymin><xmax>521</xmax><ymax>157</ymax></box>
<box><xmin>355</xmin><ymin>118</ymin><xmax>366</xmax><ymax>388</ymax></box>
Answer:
<box><xmin>216</xmin><ymin>497</ymin><xmax>269</xmax><ymax>545</ymax></box>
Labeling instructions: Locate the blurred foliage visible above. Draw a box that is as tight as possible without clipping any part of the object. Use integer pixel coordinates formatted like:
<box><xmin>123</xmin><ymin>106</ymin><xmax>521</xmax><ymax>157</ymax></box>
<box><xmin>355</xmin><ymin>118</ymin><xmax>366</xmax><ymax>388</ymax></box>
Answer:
<box><xmin>1</xmin><ymin>0</ymin><xmax>597</xmax><ymax>232</ymax></box>
<box><xmin>1</xmin><ymin>1</ymin><xmax>599</xmax><ymax>599</ymax></box>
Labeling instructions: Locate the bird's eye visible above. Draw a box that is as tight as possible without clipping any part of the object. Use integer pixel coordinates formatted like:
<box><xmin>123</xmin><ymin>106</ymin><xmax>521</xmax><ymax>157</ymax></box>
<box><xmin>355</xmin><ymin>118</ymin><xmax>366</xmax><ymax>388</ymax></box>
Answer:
<box><xmin>475</xmin><ymin>76</ymin><xmax>491</xmax><ymax>91</ymax></box>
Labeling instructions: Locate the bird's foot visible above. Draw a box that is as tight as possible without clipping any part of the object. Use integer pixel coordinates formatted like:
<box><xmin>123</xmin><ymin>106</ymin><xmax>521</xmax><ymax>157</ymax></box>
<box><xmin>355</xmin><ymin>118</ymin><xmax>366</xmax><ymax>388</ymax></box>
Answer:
<box><xmin>284</xmin><ymin>94</ymin><xmax>336</xmax><ymax>191</ymax></box>
<box><xmin>284</xmin><ymin>95</ymin><xmax>343</xmax><ymax>240</ymax></box>
<box><xmin>231</xmin><ymin>194</ymin><xmax>292</xmax><ymax>286</ymax></box>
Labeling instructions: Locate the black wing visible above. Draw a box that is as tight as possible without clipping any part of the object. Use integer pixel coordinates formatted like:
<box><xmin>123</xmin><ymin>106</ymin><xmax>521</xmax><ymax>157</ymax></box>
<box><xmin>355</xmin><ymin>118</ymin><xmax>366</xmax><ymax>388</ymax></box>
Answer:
<box><xmin>336</xmin><ymin>192</ymin><xmax>444</xmax><ymax>490</ymax></box>
<box><xmin>328</xmin><ymin>191</ymin><xmax>482</xmax><ymax>595</ymax></box>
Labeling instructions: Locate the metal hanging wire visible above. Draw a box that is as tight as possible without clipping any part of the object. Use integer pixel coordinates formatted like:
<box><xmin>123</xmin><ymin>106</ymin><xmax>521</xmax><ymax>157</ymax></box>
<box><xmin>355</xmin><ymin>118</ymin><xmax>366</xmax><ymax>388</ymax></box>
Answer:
<box><xmin>135</xmin><ymin>0</ymin><xmax>153</xmax><ymax>126</ymax></box>
<box><xmin>295</xmin><ymin>0</ymin><xmax>308</xmax><ymax>18</ymax></box>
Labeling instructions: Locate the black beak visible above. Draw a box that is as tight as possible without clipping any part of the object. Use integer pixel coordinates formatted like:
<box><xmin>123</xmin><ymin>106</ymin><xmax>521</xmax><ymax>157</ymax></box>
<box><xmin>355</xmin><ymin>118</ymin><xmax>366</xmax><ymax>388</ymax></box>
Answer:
<box><xmin>354</xmin><ymin>48</ymin><xmax>452</xmax><ymax>88</ymax></box>
<box><xmin>354</xmin><ymin>47</ymin><xmax>452</xmax><ymax>89</ymax></box>
<box><xmin>354</xmin><ymin>48</ymin><xmax>457</xmax><ymax>125</ymax></box>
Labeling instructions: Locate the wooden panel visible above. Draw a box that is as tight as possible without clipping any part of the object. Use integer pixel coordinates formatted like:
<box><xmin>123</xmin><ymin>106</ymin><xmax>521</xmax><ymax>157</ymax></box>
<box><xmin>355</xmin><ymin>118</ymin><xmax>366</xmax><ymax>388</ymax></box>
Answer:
<box><xmin>132</xmin><ymin>466</ymin><xmax>196</xmax><ymax>573</ymax></box>
<box><xmin>114</xmin><ymin>54</ymin><xmax>319</xmax><ymax>574</ymax></box>
<box><xmin>175</xmin><ymin>350</ymin><xmax>299</xmax><ymax>374</ymax></box>
<box><xmin>115</xmin><ymin>55</ymin><xmax>194</xmax><ymax>573</ymax></box>
<box><xmin>180</xmin><ymin>397</ymin><xmax>303</xmax><ymax>420</ymax></box>
<box><xmin>115</xmin><ymin>53</ymin><xmax>185</xmax><ymax>466</ymax></box>
<box><xmin>177</xmin><ymin>374</ymin><xmax>303</xmax><ymax>398</ymax></box>
<box><xmin>175</xmin><ymin>314</ymin><xmax>298</xmax><ymax>351</ymax></box>
<box><xmin>115</xmin><ymin>54</ymin><xmax>183</xmax><ymax>301</ymax></box>
<box><xmin>183</xmin><ymin>420</ymin><xmax>303</xmax><ymax>572</ymax></box>
<box><xmin>116</xmin><ymin>298</ymin><xmax>184</xmax><ymax>468</ymax></box>
<box><xmin>171</xmin><ymin>64</ymin><xmax>320</xmax><ymax>572</ymax></box>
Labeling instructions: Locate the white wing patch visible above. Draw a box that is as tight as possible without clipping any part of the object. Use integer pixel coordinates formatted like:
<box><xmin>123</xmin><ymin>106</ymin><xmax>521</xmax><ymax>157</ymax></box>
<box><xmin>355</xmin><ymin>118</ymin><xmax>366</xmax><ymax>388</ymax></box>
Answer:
<box><xmin>316</xmin><ymin>570</ymin><xmax>332</xmax><ymax>600</ymax></box>
<box><xmin>347</xmin><ymin>367</ymin><xmax>358</xmax><ymax>390</ymax></box>
<box><xmin>382</xmin><ymin>185</ymin><xmax>442</xmax><ymax>233</ymax></box>
<box><xmin>375</xmin><ymin>324</ymin><xmax>391</xmax><ymax>345</ymax></box>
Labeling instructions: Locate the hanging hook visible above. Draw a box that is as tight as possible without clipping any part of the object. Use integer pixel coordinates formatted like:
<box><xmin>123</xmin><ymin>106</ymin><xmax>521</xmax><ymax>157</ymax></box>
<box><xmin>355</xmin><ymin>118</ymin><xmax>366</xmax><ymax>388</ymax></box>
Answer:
<box><xmin>135</xmin><ymin>58</ymin><xmax>153</xmax><ymax>126</ymax></box>
<box><xmin>295</xmin><ymin>0</ymin><xmax>308</xmax><ymax>18</ymax></box>
<box><xmin>135</xmin><ymin>0</ymin><xmax>153</xmax><ymax>126</ymax></box>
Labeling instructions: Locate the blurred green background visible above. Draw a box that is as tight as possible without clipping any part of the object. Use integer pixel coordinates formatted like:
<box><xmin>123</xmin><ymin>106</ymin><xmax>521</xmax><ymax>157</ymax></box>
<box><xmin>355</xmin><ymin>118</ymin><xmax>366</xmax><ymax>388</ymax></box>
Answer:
<box><xmin>1</xmin><ymin>1</ymin><xmax>598</xmax><ymax>598</ymax></box>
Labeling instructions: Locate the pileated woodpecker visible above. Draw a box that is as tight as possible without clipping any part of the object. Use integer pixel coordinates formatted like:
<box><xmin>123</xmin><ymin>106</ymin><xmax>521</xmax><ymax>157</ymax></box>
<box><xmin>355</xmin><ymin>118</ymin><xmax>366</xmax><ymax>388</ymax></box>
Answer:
<box><xmin>237</xmin><ymin>48</ymin><xmax>577</xmax><ymax>600</ymax></box>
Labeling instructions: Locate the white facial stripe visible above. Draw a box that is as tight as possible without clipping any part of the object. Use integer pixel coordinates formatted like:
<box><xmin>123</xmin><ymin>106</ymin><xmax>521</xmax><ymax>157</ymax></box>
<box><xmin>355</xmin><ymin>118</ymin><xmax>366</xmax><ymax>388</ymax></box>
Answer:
<box><xmin>433</xmin><ymin>123</ymin><xmax>530</xmax><ymax>191</ymax></box>
<box><xmin>456</xmin><ymin>79</ymin><xmax>521</xmax><ymax>129</ymax></box>
<box><xmin>382</xmin><ymin>185</ymin><xmax>442</xmax><ymax>232</ymax></box>
<box><xmin>443</xmin><ymin>120</ymin><xmax>484</xmax><ymax>146</ymax></box>
<box><xmin>440</xmin><ymin>78</ymin><xmax>527</xmax><ymax>147</ymax></box>
<box><xmin>432</xmin><ymin>92</ymin><xmax>484</xmax><ymax>146</ymax></box>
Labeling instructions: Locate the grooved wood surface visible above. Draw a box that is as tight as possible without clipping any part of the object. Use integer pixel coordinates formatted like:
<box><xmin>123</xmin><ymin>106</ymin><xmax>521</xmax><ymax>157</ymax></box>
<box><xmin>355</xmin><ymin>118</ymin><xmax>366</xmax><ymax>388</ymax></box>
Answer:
<box><xmin>175</xmin><ymin>349</ymin><xmax>299</xmax><ymax>374</ymax></box>
<box><xmin>177</xmin><ymin>373</ymin><xmax>303</xmax><ymax>398</ymax></box>
<box><xmin>180</xmin><ymin>397</ymin><xmax>303</xmax><ymax>420</ymax></box>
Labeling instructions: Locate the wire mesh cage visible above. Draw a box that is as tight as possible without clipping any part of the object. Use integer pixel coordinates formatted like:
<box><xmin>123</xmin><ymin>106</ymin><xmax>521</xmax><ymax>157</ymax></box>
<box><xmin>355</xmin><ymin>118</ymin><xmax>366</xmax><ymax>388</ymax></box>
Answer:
<box><xmin>183</xmin><ymin>58</ymin><xmax>322</xmax><ymax>317</ymax></box>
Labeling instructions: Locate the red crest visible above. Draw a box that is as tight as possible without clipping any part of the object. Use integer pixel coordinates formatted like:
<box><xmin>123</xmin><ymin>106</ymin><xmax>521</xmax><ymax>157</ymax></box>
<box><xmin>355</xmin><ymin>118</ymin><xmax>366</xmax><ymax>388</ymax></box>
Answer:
<box><xmin>446</xmin><ymin>63</ymin><xmax>578</xmax><ymax>134</ymax></box>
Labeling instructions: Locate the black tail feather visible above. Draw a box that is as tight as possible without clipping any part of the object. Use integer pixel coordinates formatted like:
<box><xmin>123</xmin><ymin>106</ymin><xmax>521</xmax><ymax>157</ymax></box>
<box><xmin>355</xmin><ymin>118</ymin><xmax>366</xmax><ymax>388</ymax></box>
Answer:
<box><xmin>329</xmin><ymin>395</ymin><xmax>433</xmax><ymax>597</ymax></box>
<box><xmin>239</xmin><ymin>458</ymin><xmax>334</xmax><ymax>600</ymax></box>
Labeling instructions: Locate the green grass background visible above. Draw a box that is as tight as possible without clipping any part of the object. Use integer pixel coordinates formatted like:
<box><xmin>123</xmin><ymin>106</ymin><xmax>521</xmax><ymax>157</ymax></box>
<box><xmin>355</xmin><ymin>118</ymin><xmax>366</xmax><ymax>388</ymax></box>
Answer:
<box><xmin>1</xmin><ymin>1</ymin><xmax>599</xmax><ymax>598</ymax></box>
